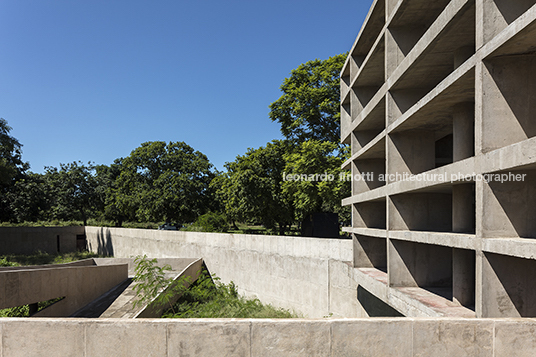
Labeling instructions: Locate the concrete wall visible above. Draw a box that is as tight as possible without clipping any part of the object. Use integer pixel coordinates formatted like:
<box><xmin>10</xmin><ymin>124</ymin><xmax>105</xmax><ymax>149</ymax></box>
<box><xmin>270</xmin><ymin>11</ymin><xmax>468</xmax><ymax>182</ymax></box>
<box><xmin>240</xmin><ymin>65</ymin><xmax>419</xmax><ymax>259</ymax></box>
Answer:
<box><xmin>0</xmin><ymin>261</ymin><xmax>128</xmax><ymax>317</ymax></box>
<box><xmin>0</xmin><ymin>317</ymin><xmax>534</xmax><ymax>357</ymax></box>
<box><xmin>85</xmin><ymin>227</ymin><xmax>356</xmax><ymax>318</ymax></box>
<box><xmin>0</xmin><ymin>226</ymin><xmax>84</xmax><ymax>255</ymax></box>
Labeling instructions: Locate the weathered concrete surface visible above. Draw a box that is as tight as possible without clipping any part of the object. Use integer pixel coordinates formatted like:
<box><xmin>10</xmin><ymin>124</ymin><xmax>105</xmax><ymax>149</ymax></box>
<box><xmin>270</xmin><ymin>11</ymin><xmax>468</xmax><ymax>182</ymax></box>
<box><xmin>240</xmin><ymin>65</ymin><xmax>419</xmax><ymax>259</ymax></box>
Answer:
<box><xmin>136</xmin><ymin>258</ymin><xmax>203</xmax><ymax>318</ymax></box>
<box><xmin>85</xmin><ymin>227</ymin><xmax>355</xmax><ymax>318</ymax></box>
<box><xmin>0</xmin><ymin>226</ymin><xmax>84</xmax><ymax>255</ymax></box>
<box><xmin>341</xmin><ymin>0</ymin><xmax>536</xmax><ymax>318</ymax></box>
<box><xmin>0</xmin><ymin>317</ymin><xmax>532</xmax><ymax>357</ymax></box>
<box><xmin>0</xmin><ymin>260</ymin><xmax>127</xmax><ymax>317</ymax></box>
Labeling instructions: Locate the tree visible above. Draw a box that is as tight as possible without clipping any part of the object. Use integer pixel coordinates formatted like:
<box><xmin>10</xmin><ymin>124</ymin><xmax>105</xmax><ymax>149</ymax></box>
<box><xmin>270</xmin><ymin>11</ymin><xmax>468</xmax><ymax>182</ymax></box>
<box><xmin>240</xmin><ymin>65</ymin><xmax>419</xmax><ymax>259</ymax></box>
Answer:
<box><xmin>44</xmin><ymin>161</ymin><xmax>99</xmax><ymax>226</ymax></box>
<box><xmin>96</xmin><ymin>161</ymin><xmax>125</xmax><ymax>226</ymax></box>
<box><xmin>268</xmin><ymin>55</ymin><xmax>351</xmax><ymax>228</ymax></box>
<box><xmin>113</xmin><ymin>141</ymin><xmax>215</xmax><ymax>224</ymax></box>
<box><xmin>0</xmin><ymin>118</ymin><xmax>30</xmax><ymax>222</ymax></box>
<box><xmin>6</xmin><ymin>173</ymin><xmax>52</xmax><ymax>223</ymax></box>
<box><xmin>0</xmin><ymin>118</ymin><xmax>28</xmax><ymax>184</ymax></box>
<box><xmin>282</xmin><ymin>140</ymin><xmax>350</xmax><ymax>222</ymax></box>
<box><xmin>269</xmin><ymin>54</ymin><xmax>346</xmax><ymax>145</ymax></box>
<box><xmin>214</xmin><ymin>140</ymin><xmax>294</xmax><ymax>234</ymax></box>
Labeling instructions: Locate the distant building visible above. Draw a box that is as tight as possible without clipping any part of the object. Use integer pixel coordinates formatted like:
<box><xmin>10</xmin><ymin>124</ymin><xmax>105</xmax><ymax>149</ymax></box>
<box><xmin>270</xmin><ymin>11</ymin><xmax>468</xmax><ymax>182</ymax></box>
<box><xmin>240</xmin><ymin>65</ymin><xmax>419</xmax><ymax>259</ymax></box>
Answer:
<box><xmin>341</xmin><ymin>0</ymin><xmax>536</xmax><ymax>317</ymax></box>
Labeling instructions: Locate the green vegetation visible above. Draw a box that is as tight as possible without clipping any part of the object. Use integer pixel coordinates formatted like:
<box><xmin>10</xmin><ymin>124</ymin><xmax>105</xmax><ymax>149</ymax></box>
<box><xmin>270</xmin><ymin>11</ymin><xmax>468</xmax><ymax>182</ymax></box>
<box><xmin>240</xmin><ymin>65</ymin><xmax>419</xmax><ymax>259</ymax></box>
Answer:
<box><xmin>0</xmin><ymin>297</ymin><xmax>64</xmax><ymax>318</ymax></box>
<box><xmin>132</xmin><ymin>255</ymin><xmax>297</xmax><ymax>318</ymax></box>
<box><xmin>0</xmin><ymin>54</ymin><xmax>350</xmax><ymax>234</ymax></box>
<box><xmin>163</xmin><ymin>271</ymin><xmax>296</xmax><ymax>318</ymax></box>
<box><xmin>269</xmin><ymin>54</ymin><xmax>345</xmax><ymax>145</ymax></box>
<box><xmin>0</xmin><ymin>251</ymin><xmax>101</xmax><ymax>267</ymax></box>
<box><xmin>132</xmin><ymin>255</ymin><xmax>179</xmax><ymax>313</ymax></box>
<box><xmin>183</xmin><ymin>211</ymin><xmax>228</xmax><ymax>233</ymax></box>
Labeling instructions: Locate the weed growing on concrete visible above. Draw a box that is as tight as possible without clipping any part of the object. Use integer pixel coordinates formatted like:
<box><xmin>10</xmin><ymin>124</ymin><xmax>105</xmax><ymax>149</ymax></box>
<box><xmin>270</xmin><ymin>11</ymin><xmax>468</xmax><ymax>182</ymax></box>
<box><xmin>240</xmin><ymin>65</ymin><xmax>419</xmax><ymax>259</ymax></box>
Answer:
<box><xmin>131</xmin><ymin>256</ymin><xmax>297</xmax><ymax>318</ymax></box>
<box><xmin>132</xmin><ymin>255</ymin><xmax>191</xmax><ymax>315</ymax></box>
<box><xmin>162</xmin><ymin>270</ymin><xmax>297</xmax><ymax>319</ymax></box>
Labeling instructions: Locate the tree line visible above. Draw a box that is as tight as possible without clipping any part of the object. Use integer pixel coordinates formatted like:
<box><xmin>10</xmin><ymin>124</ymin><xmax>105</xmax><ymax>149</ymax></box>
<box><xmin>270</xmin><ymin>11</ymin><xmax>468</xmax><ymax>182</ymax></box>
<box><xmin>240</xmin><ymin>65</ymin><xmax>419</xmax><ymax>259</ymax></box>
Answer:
<box><xmin>0</xmin><ymin>54</ymin><xmax>349</xmax><ymax>234</ymax></box>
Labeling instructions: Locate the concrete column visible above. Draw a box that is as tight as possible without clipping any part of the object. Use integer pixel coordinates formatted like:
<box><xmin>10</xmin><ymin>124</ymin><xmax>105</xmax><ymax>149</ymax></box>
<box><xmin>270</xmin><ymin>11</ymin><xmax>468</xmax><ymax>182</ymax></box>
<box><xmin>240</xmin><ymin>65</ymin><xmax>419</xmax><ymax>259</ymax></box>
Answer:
<box><xmin>452</xmin><ymin>184</ymin><xmax>474</xmax><ymax>233</ymax></box>
<box><xmin>452</xmin><ymin>248</ymin><xmax>475</xmax><ymax>308</ymax></box>
<box><xmin>453</xmin><ymin>103</ymin><xmax>474</xmax><ymax>162</ymax></box>
<box><xmin>386</xmin><ymin>0</ymin><xmax>399</xmax><ymax>20</ymax></box>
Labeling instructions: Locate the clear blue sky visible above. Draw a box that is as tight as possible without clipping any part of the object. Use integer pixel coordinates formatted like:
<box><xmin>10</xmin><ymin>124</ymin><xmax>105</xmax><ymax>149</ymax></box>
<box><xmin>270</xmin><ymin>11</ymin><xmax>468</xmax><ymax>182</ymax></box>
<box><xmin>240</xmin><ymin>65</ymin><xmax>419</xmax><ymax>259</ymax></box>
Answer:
<box><xmin>0</xmin><ymin>0</ymin><xmax>373</xmax><ymax>173</ymax></box>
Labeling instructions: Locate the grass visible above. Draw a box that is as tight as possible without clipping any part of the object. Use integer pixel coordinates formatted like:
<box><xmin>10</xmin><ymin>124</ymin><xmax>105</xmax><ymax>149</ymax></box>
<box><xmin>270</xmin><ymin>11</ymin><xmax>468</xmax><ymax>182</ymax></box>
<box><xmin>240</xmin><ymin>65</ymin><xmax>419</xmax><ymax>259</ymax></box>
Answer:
<box><xmin>162</xmin><ymin>270</ymin><xmax>298</xmax><ymax>319</ymax></box>
<box><xmin>0</xmin><ymin>250</ymin><xmax>101</xmax><ymax>267</ymax></box>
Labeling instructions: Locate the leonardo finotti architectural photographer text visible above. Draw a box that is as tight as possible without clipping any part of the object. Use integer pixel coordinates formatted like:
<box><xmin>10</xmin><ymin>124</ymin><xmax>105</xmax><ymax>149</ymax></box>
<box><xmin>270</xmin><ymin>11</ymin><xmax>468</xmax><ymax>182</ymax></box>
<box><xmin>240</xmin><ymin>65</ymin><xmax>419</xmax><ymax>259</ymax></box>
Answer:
<box><xmin>282</xmin><ymin>172</ymin><xmax>527</xmax><ymax>183</ymax></box>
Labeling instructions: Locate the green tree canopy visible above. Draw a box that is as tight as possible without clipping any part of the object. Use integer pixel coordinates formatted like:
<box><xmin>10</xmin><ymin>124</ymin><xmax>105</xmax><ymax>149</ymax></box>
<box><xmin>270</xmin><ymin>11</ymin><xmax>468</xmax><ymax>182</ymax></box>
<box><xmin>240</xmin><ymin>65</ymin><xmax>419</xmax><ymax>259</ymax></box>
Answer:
<box><xmin>44</xmin><ymin>161</ymin><xmax>99</xmax><ymax>226</ymax></box>
<box><xmin>213</xmin><ymin>140</ymin><xmax>294</xmax><ymax>234</ymax></box>
<box><xmin>0</xmin><ymin>118</ymin><xmax>28</xmax><ymax>184</ymax></box>
<box><xmin>0</xmin><ymin>118</ymin><xmax>30</xmax><ymax>222</ymax></box>
<box><xmin>113</xmin><ymin>141</ymin><xmax>215</xmax><ymax>224</ymax></box>
<box><xmin>282</xmin><ymin>140</ymin><xmax>350</xmax><ymax>222</ymax></box>
<box><xmin>269</xmin><ymin>54</ymin><xmax>346</xmax><ymax>145</ymax></box>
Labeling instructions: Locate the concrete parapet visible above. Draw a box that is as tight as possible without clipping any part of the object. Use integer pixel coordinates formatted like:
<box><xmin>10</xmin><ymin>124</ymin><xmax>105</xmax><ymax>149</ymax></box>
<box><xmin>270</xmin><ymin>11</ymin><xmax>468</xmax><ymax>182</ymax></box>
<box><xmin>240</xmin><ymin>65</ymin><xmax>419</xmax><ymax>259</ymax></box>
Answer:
<box><xmin>84</xmin><ymin>227</ymin><xmax>354</xmax><ymax>318</ymax></box>
<box><xmin>0</xmin><ymin>260</ymin><xmax>128</xmax><ymax>317</ymax></box>
<box><xmin>0</xmin><ymin>317</ymin><xmax>534</xmax><ymax>356</ymax></box>
<box><xmin>0</xmin><ymin>226</ymin><xmax>84</xmax><ymax>255</ymax></box>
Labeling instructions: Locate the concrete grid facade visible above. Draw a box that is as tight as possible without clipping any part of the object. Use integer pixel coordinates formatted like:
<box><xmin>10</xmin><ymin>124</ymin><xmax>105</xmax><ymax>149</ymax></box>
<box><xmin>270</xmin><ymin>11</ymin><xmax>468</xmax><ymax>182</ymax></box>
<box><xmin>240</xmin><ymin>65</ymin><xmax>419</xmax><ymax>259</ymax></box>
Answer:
<box><xmin>341</xmin><ymin>0</ymin><xmax>536</xmax><ymax>318</ymax></box>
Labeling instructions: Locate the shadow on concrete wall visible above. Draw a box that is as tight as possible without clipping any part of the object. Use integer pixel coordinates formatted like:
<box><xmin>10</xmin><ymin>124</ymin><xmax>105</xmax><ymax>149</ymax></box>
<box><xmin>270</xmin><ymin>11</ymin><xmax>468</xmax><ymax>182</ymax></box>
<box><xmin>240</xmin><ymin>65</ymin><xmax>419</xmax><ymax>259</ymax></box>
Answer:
<box><xmin>95</xmin><ymin>228</ymin><xmax>114</xmax><ymax>257</ymax></box>
<box><xmin>485</xmin><ymin>252</ymin><xmax>536</xmax><ymax>317</ymax></box>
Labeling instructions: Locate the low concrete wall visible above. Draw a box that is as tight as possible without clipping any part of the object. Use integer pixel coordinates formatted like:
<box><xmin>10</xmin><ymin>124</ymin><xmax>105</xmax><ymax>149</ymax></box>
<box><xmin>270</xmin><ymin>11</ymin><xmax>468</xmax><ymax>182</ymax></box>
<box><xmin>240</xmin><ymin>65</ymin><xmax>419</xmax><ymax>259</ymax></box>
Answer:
<box><xmin>0</xmin><ymin>261</ymin><xmax>128</xmax><ymax>317</ymax></box>
<box><xmin>85</xmin><ymin>227</ymin><xmax>356</xmax><ymax>318</ymax></box>
<box><xmin>0</xmin><ymin>317</ymin><xmax>533</xmax><ymax>356</ymax></box>
<box><xmin>0</xmin><ymin>226</ymin><xmax>84</xmax><ymax>255</ymax></box>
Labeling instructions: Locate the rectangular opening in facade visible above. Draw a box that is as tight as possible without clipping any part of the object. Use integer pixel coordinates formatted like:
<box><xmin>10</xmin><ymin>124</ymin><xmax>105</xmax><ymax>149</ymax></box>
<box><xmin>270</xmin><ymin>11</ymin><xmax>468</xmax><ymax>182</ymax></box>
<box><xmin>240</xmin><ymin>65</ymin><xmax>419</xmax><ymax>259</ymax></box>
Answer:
<box><xmin>387</xmin><ymin>3</ymin><xmax>475</xmax><ymax>122</ymax></box>
<box><xmin>386</xmin><ymin>0</ymin><xmax>451</xmax><ymax>76</ymax></box>
<box><xmin>389</xmin><ymin>239</ymin><xmax>453</xmax><ymax>299</ymax></box>
<box><xmin>350</xmin><ymin>0</ymin><xmax>386</xmax><ymax>83</ymax></box>
<box><xmin>352</xmin><ymin>158</ymin><xmax>386</xmax><ymax>194</ymax></box>
<box><xmin>482</xmin><ymin>54</ymin><xmax>536</xmax><ymax>152</ymax></box>
<box><xmin>353</xmin><ymin>234</ymin><xmax>387</xmax><ymax>272</ymax></box>
<box><xmin>452</xmin><ymin>183</ymin><xmax>476</xmax><ymax>234</ymax></box>
<box><xmin>482</xmin><ymin>0</ymin><xmax>536</xmax><ymax>45</ymax></box>
<box><xmin>389</xmin><ymin>190</ymin><xmax>452</xmax><ymax>232</ymax></box>
<box><xmin>387</xmin><ymin>130</ymin><xmax>435</xmax><ymax>180</ymax></box>
<box><xmin>482</xmin><ymin>252</ymin><xmax>536</xmax><ymax>317</ymax></box>
<box><xmin>435</xmin><ymin>133</ymin><xmax>453</xmax><ymax>168</ymax></box>
<box><xmin>453</xmin><ymin>248</ymin><xmax>475</xmax><ymax>310</ymax></box>
<box><xmin>351</xmin><ymin>97</ymin><xmax>386</xmax><ymax>153</ymax></box>
<box><xmin>351</xmin><ymin>38</ymin><xmax>386</xmax><ymax>119</ymax></box>
<box><xmin>482</xmin><ymin>169</ymin><xmax>536</xmax><ymax>239</ymax></box>
<box><xmin>352</xmin><ymin>200</ymin><xmax>387</xmax><ymax>229</ymax></box>
<box><xmin>342</xmin><ymin>96</ymin><xmax>351</xmax><ymax>128</ymax></box>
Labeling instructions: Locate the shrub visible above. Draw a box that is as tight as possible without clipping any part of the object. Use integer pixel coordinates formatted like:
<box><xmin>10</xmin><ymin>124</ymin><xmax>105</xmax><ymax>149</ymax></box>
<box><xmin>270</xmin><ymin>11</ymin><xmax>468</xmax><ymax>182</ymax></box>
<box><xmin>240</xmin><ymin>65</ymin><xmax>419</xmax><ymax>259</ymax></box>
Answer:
<box><xmin>186</xmin><ymin>212</ymin><xmax>228</xmax><ymax>233</ymax></box>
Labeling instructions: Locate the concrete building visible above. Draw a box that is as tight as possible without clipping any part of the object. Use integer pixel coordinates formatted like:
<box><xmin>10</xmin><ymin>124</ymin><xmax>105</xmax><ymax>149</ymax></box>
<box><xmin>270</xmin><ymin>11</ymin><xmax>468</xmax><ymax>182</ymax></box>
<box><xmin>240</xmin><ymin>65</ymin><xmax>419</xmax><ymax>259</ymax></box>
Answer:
<box><xmin>341</xmin><ymin>0</ymin><xmax>536</xmax><ymax>318</ymax></box>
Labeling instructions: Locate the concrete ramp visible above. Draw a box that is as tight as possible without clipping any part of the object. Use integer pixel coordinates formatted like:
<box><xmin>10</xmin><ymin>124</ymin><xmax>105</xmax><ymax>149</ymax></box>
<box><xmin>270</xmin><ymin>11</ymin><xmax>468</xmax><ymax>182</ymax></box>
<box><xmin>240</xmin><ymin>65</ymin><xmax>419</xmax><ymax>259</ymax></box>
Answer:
<box><xmin>70</xmin><ymin>258</ymin><xmax>203</xmax><ymax>318</ymax></box>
